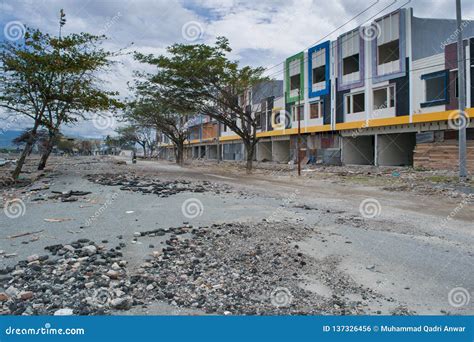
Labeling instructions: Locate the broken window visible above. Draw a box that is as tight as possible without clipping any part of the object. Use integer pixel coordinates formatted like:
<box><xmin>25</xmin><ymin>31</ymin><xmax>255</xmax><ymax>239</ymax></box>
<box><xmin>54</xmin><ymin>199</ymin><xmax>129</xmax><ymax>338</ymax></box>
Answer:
<box><xmin>313</xmin><ymin>65</ymin><xmax>326</xmax><ymax>83</ymax></box>
<box><xmin>310</xmin><ymin>101</ymin><xmax>323</xmax><ymax>119</ymax></box>
<box><xmin>422</xmin><ymin>70</ymin><xmax>448</xmax><ymax>106</ymax></box>
<box><xmin>288</xmin><ymin>58</ymin><xmax>302</xmax><ymax>97</ymax></box>
<box><xmin>290</xmin><ymin>74</ymin><xmax>300</xmax><ymax>91</ymax></box>
<box><xmin>343</xmin><ymin>54</ymin><xmax>359</xmax><ymax>75</ymax></box>
<box><xmin>341</xmin><ymin>30</ymin><xmax>360</xmax><ymax>78</ymax></box>
<box><xmin>255</xmin><ymin>112</ymin><xmax>262</xmax><ymax>129</ymax></box>
<box><xmin>345</xmin><ymin>92</ymin><xmax>365</xmax><ymax>114</ymax></box>
<box><xmin>373</xmin><ymin>85</ymin><xmax>396</xmax><ymax>110</ymax></box>
<box><xmin>378</xmin><ymin>40</ymin><xmax>399</xmax><ymax>65</ymax></box>
<box><xmin>292</xmin><ymin>105</ymin><xmax>304</xmax><ymax>121</ymax></box>
<box><xmin>312</xmin><ymin>47</ymin><xmax>326</xmax><ymax>87</ymax></box>
<box><xmin>353</xmin><ymin>93</ymin><xmax>365</xmax><ymax>112</ymax></box>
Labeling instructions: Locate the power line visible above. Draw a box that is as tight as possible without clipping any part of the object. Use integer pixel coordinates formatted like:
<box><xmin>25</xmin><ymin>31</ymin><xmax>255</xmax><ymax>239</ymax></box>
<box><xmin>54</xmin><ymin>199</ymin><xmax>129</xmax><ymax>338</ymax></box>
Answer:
<box><xmin>262</xmin><ymin>0</ymin><xmax>410</xmax><ymax>78</ymax></box>
<box><xmin>261</xmin><ymin>0</ymin><xmax>384</xmax><ymax>76</ymax></box>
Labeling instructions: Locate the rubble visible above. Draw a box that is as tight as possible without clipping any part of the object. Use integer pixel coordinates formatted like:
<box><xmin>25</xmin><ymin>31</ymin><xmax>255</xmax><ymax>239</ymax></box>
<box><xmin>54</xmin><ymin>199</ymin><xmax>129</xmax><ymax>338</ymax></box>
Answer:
<box><xmin>54</xmin><ymin>308</ymin><xmax>74</xmax><ymax>316</ymax></box>
<box><xmin>86</xmin><ymin>173</ymin><xmax>232</xmax><ymax>198</ymax></box>
<box><xmin>0</xmin><ymin>239</ymin><xmax>136</xmax><ymax>315</ymax></box>
<box><xmin>49</xmin><ymin>190</ymin><xmax>92</xmax><ymax>202</ymax></box>
<box><xmin>127</xmin><ymin>221</ymin><xmax>378</xmax><ymax>315</ymax></box>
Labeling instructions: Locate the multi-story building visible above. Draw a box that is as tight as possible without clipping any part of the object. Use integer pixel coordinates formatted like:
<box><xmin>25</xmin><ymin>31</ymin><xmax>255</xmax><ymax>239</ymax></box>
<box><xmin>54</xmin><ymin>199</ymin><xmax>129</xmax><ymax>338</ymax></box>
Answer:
<box><xmin>159</xmin><ymin>7</ymin><xmax>474</xmax><ymax>171</ymax></box>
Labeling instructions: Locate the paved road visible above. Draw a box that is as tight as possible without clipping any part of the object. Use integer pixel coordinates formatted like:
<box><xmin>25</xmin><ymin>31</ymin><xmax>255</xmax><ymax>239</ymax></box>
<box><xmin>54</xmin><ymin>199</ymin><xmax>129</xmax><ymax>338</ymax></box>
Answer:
<box><xmin>1</xmin><ymin>157</ymin><xmax>472</xmax><ymax>315</ymax></box>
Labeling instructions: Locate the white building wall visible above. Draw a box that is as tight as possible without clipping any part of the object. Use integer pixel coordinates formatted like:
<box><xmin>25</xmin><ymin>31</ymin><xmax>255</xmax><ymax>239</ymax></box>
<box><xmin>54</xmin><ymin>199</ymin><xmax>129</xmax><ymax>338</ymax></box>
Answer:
<box><xmin>412</xmin><ymin>53</ymin><xmax>446</xmax><ymax>114</ymax></box>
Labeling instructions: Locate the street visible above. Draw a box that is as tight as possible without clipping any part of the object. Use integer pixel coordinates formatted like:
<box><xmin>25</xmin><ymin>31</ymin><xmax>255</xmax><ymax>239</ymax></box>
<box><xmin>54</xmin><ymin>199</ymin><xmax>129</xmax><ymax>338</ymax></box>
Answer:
<box><xmin>0</xmin><ymin>156</ymin><xmax>473</xmax><ymax>315</ymax></box>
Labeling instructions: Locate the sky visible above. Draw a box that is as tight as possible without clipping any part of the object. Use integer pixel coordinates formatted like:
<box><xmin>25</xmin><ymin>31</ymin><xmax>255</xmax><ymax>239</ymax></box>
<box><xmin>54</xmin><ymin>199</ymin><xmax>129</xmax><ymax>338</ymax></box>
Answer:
<box><xmin>0</xmin><ymin>0</ymin><xmax>473</xmax><ymax>138</ymax></box>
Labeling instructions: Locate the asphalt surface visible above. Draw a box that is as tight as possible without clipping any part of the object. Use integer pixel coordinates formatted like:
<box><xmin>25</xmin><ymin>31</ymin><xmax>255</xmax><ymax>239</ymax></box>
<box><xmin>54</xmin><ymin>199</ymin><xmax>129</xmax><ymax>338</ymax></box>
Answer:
<box><xmin>1</xmin><ymin>156</ymin><xmax>472</xmax><ymax>315</ymax></box>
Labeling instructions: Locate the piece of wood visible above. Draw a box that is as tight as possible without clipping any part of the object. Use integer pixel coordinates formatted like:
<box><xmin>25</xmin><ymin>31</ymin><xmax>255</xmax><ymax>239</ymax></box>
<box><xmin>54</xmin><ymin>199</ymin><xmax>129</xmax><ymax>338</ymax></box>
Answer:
<box><xmin>7</xmin><ymin>230</ymin><xmax>44</xmax><ymax>239</ymax></box>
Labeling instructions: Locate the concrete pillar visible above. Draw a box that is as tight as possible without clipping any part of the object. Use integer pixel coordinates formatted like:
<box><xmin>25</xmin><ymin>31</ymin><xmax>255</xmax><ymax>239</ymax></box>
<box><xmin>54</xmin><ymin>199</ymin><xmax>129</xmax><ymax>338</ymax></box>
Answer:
<box><xmin>374</xmin><ymin>134</ymin><xmax>379</xmax><ymax>166</ymax></box>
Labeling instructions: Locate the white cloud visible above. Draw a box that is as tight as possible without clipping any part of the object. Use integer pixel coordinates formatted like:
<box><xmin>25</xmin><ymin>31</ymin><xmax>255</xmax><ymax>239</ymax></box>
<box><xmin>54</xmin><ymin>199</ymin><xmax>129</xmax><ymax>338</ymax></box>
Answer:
<box><xmin>0</xmin><ymin>0</ymin><xmax>472</xmax><ymax>137</ymax></box>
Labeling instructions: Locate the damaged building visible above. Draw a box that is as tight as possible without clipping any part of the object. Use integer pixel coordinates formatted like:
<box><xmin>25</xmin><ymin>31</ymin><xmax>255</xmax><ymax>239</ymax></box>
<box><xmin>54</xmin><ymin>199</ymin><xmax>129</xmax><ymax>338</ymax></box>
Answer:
<box><xmin>158</xmin><ymin>7</ymin><xmax>474</xmax><ymax>171</ymax></box>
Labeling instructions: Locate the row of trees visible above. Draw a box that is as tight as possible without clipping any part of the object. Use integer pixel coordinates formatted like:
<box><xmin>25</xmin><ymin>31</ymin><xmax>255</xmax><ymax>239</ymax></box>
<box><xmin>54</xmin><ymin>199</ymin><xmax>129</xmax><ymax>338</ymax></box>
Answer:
<box><xmin>128</xmin><ymin>36</ymin><xmax>268</xmax><ymax>172</ymax></box>
<box><xmin>0</xmin><ymin>10</ymin><xmax>121</xmax><ymax>179</ymax></box>
<box><xmin>1</xmin><ymin>11</ymin><xmax>269</xmax><ymax>178</ymax></box>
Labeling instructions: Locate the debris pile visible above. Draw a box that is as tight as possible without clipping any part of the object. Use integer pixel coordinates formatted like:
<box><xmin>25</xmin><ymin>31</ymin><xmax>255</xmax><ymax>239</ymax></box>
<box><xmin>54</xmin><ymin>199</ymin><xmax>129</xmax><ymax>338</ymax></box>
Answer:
<box><xmin>0</xmin><ymin>239</ymin><xmax>136</xmax><ymax>315</ymax></box>
<box><xmin>48</xmin><ymin>190</ymin><xmax>92</xmax><ymax>202</ymax></box>
<box><xmin>86</xmin><ymin>173</ymin><xmax>232</xmax><ymax>197</ymax></box>
<box><xmin>128</xmin><ymin>221</ymin><xmax>371</xmax><ymax>315</ymax></box>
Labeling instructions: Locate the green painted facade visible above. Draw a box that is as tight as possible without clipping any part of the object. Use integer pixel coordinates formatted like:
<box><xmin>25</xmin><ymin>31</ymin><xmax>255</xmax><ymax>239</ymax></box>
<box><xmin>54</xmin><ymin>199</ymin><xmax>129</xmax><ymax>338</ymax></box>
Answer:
<box><xmin>285</xmin><ymin>52</ymin><xmax>304</xmax><ymax>104</ymax></box>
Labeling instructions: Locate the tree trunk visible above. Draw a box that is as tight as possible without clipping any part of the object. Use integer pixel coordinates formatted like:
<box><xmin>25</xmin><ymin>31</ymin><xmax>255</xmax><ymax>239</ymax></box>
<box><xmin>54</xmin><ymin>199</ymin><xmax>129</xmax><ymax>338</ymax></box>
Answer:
<box><xmin>244</xmin><ymin>141</ymin><xmax>254</xmax><ymax>174</ymax></box>
<box><xmin>37</xmin><ymin>133</ymin><xmax>55</xmax><ymax>170</ymax></box>
<box><xmin>175</xmin><ymin>142</ymin><xmax>184</xmax><ymax>166</ymax></box>
<box><xmin>11</xmin><ymin>124</ymin><xmax>39</xmax><ymax>180</ymax></box>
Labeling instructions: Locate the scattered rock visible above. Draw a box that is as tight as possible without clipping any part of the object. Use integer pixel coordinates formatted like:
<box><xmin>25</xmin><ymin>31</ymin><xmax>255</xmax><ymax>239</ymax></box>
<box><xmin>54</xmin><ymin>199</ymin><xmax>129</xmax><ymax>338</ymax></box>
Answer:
<box><xmin>82</xmin><ymin>245</ymin><xmax>97</xmax><ymax>256</ymax></box>
<box><xmin>19</xmin><ymin>291</ymin><xmax>34</xmax><ymax>300</ymax></box>
<box><xmin>54</xmin><ymin>308</ymin><xmax>74</xmax><ymax>316</ymax></box>
<box><xmin>110</xmin><ymin>297</ymin><xmax>132</xmax><ymax>310</ymax></box>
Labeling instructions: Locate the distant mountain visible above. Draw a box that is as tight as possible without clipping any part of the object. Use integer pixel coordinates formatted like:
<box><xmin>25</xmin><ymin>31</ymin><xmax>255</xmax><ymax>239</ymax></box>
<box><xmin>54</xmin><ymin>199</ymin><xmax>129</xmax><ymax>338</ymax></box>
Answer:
<box><xmin>0</xmin><ymin>130</ymin><xmax>22</xmax><ymax>148</ymax></box>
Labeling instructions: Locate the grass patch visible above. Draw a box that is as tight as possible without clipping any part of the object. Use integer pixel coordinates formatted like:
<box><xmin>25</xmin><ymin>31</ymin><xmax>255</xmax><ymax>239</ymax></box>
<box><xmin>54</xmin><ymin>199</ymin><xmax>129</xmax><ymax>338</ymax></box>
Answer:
<box><xmin>425</xmin><ymin>175</ymin><xmax>457</xmax><ymax>183</ymax></box>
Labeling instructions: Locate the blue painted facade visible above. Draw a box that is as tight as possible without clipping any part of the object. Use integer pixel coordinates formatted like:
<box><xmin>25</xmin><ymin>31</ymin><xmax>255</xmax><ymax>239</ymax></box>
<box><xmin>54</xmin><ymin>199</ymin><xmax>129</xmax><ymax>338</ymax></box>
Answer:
<box><xmin>308</xmin><ymin>40</ymin><xmax>330</xmax><ymax>98</ymax></box>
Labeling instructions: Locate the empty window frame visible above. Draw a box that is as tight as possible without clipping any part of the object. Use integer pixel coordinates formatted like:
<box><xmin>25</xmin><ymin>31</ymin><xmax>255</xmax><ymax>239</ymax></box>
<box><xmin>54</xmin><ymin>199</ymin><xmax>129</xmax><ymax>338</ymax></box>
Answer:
<box><xmin>289</xmin><ymin>59</ymin><xmax>301</xmax><ymax>92</ymax></box>
<box><xmin>310</xmin><ymin>101</ymin><xmax>323</xmax><ymax>119</ymax></box>
<box><xmin>454</xmin><ymin>71</ymin><xmax>459</xmax><ymax>98</ymax></box>
<box><xmin>292</xmin><ymin>104</ymin><xmax>304</xmax><ymax>121</ymax></box>
<box><xmin>255</xmin><ymin>112</ymin><xmax>262</xmax><ymax>129</ymax></box>
<box><xmin>256</xmin><ymin>100</ymin><xmax>266</xmax><ymax>130</ymax></box>
<box><xmin>341</xmin><ymin>30</ymin><xmax>360</xmax><ymax>76</ymax></box>
<box><xmin>378</xmin><ymin>40</ymin><xmax>399</xmax><ymax>65</ymax></box>
<box><xmin>312</xmin><ymin>48</ymin><xmax>326</xmax><ymax>84</ymax></box>
<box><xmin>376</xmin><ymin>12</ymin><xmax>400</xmax><ymax>66</ymax></box>
<box><xmin>373</xmin><ymin>85</ymin><xmax>396</xmax><ymax>110</ymax></box>
<box><xmin>421</xmin><ymin>70</ymin><xmax>449</xmax><ymax>107</ymax></box>
<box><xmin>290</xmin><ymin>75</ymin><xmax>300</xmax><ymax>91</ymax></box>
<box><xmin>343</xmin><ymin>54</ymin><xmax>360</xmax><ymax>75</ymax></box>
<box><xmin>345</xmin><ymin>92</ymin><xmax>365</xmax><ymax>114</ymax></box>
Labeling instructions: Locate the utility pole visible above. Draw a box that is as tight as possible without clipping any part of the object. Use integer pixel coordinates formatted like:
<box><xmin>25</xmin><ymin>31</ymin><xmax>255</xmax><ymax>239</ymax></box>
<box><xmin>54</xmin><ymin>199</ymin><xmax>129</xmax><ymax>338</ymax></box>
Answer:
<box><xmin>297</xmin><ymin>88</ymin><xmax>301</xmax><ymax>176</ymax></box>
<box><xmin>217</xmin><ymin>121</ymin><xmax>221</xmax><ymax>164</ymax></box>
<box><xmin>456</xmin><ymin>0</ymin><xmax>468</xmax><ymax>180</ymax></box>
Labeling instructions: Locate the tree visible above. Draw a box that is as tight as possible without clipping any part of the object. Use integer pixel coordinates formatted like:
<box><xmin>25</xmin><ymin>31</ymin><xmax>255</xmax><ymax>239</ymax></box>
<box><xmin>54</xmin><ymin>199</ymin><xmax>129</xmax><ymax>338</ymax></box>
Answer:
<box><xmin>1</xmin><ymin>28</ymin><xmax>59</xmax><ymax>179</ymax></box>
<box><xmin>134</xmin><ymin>37</ymin><xmax>267</xmax><ymax>173</ymax></box>
<box><xmin>56</xmin><ymin>138</ymin><xmax>75</xmax><ymax>155</ymax></box>
<box><xmin>126</xmin><ymin>98</ymin><xmax>188</xmax><ymax>165</ymax></box>
<box><xmin>116</xmin><ymin>125</ymin><xmax>155</xmax><ymax>158</ymax></box>
<box><xmin>0</xmin><ymin>11</ymin><xmax>122</xmax><ymax>179</ymax></box>
<box><xmin>37</xmin><ymin>10</ymin><xmax>122</xmax><ymax>170</ymax></box>
<box><xmin>12</xmin><ymin>128</ymin><xmax>49</xmax><ymax>155</ymax></box>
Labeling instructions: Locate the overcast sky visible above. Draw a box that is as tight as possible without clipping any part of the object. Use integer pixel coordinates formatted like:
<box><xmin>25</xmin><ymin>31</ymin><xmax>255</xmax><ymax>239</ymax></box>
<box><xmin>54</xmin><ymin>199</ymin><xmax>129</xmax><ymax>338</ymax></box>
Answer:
<box><xmin>1</xmin><ymin>0</ymin><xmax>473</xmax><ymax>138</ymax></box>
